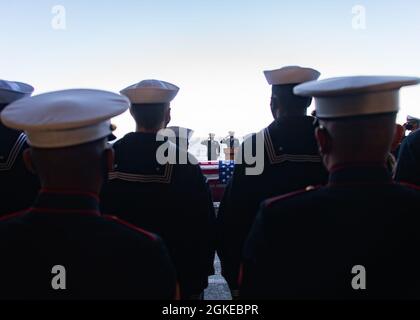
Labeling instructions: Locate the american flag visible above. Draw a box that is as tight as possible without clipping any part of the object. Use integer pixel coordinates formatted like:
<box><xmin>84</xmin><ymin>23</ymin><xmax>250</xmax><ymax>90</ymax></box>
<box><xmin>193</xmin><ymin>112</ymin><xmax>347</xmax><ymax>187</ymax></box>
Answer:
<box><xmin>199</xmin><ymin>160</ymin><xmax>235</xmax><ymax>202</ymax></box>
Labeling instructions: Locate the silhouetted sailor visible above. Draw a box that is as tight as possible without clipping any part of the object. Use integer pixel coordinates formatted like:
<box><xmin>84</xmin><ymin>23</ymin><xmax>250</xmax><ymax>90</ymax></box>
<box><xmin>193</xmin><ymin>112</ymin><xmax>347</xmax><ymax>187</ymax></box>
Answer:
<box><xmin>202</xmin><ymin>133</ymin><xmax>220</xmax><ymax>161</ymax></box>
<box><xmin>0</xmin><ymin>80</ymin><xmax>39</xmax><ymax>216</ymax></box>
<box><xmin>216</xmin><ymin>66</ymin><xmax>327</xmax><ymax>297</ymax></box>
<box><xmin>221</xmin><ymin>131</ymin><xmax>240</xmax><ymax>149</ymax></box>
<box><xmin>100</xmin><ymin>80</ymin><xmax>216</xmax><ymax>300</ymax></box>
<box><xmin>0</xmin><ymin>89</ymin><xmax>176</xmax><ymax>300</ymax></box>
<box><xmin>242</xmin><ymin>76</ymin><xmax>420</xmax><ymax>299</ymax></box>
<box><xmin>221</xmin><ymin>131</ymin><xmax>240</xmax><ymax>161</ymax></box>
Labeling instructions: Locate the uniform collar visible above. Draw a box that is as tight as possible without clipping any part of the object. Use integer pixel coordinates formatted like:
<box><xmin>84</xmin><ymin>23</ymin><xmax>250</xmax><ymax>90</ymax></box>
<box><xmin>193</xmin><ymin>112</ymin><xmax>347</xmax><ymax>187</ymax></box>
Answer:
<box><xmin>31</xmin><ymin>189</ymin><xmax>101</xmax><ymax>216</ymax></box>
<box><xmin>329</xmin><ymin>164</ymin><xmax>393</xmax><ymax>186</ymax></box>
<box><xmin>123</xmin><ymin>132</ymin><xmax>164</xmax><ymax>144</ymax></box>
<box><xmin>129</xmin><ymin>131</ymin><xmax>159</xmax><ymax>138</ymax></box>
<box><xmin>272</xmin><ymin>115</ymin><xmax>316</xmax><ymax>127</ymax></box>
<box><xmin>268</xmin><ymin>116</ymin><xmax>317</xmax><ymax>138</ymax></box>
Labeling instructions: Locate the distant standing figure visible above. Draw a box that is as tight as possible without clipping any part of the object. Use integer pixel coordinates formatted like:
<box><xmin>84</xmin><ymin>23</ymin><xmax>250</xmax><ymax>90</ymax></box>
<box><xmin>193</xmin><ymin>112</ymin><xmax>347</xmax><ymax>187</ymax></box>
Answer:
<box><xmin>202</xmin><ymin>133</ymin><xmax>220</xmax><ymax>161</ymax></box>
<box><xmin>221</xmin><ymin>131</ymin><xmax>240</xmax><ymax>149</ymax></box>
<box><xmin>221</xmin><ymin>131</ymin><xmax>240</xmax><ymax>161</ymax></box>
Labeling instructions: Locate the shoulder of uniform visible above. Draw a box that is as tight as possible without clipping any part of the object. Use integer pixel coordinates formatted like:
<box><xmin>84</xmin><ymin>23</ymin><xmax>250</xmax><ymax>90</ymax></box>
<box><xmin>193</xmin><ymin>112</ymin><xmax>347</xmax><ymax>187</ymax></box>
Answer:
<box><xmin>114</xmin><ymin>132</ymin><xmax>138</xmax><ymax>144</ymax></box>
<box><xmin>111</xmin><ymin>136</ymin><xmax>129</xmax><ymax>148</ymax></box>
<box><xmin>406</xmin><ymin>130</ymin><xmax>420</xmax><ymax>142</ymax></box>
<box><xmin>238</xmin><ymin>132</ymin><xmax>260</xmax><ymax>152</ymax></box>
<box><xmin>263</xmin><ymin>185</ymin><xmax>322</xmax><ymax>209</ymax></box>
<box><xmin>400</xmin><ymin>132</ymin><xmax>420</xmax><ymax>153</ymax></box>
<box><xmin>0</xmin><ymin>209</ymin><xmax>29</xmax><ymax>223</ymax></box>
<box><xmin>397</xmin><ymin>181</ymin><xmax>420</xmax><ymax>192</ymax></box>
<box><xmin>242</xmin><ymin>132</ymin><xmax>258</xmax><ymax>143</ymax></box>
<box><xmin>102</xmin><ymin>215</ymin><xmax>158</xmax><ymax>242</ymax></box>
<box><xmin>110</xmin><ymin>141</ymin><xmax>122</xmax><ymax>152</ymax></box>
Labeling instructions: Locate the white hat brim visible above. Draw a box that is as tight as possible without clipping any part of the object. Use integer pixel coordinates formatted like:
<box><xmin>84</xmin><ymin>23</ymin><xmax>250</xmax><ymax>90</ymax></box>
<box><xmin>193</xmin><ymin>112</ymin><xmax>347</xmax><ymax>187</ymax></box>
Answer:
<box><xmin>294</xmin><ymin>76</ymin><xmax>420</xmax><ymax>119</ymax></box>
<box><xmin>264</xmin><ymin>66</ymin><xmax>321</xmax><ymax>86</ymax></box>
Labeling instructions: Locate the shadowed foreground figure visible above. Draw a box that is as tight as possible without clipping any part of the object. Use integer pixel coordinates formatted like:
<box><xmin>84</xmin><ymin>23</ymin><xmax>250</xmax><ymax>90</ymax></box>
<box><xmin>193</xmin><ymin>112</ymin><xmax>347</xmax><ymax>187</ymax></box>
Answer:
<box><xmin>0</xmin><ymin>89</ymin><xmax>176</xmax><ymax>300</ymax></box>
<box><xmin>241</xmin><ymin>76</ymin><xmax>420</xmax><ymax>299</ymax></box>
<box><xmin>101</xmin><ymin>80</ymin><xmax>216</xmax><ymax>300</ymax></box>
<box><xmin>395</xmin><ymin>129</ymin><xmax>420</xmax><ymax>186</ymax></box>
<box><xmin>217</xmin><ymin>66</ymin><xmax>327</xmax><ymax>297</ymax></box>
<box><xmin>0</xmin><ymin>80</ymin><xmax>40</xmax><ymax>216</ymax></box>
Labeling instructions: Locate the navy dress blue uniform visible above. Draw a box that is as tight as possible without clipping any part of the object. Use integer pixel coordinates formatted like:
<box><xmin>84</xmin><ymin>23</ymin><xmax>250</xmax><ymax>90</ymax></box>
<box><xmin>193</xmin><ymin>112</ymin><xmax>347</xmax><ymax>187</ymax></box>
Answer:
<box><xmin>201</xmin><ymin>137</ymin><xmax>220</xmax><ymax>161</ymax></box>
<box><xmin>101</xmin><ymin>132</ymin><xmax>216</xmax><ymax>298</ymax></box>
<box><xmin>0</xmin><ymin>121</ymin><xmax>40</xmax><ymax>215</ymax></box>
<box><xmin>395</xmin><ymin>130</ymin><xmax>420</xmax><ymax>185</ymax></box>
<box><xmin>0</xmin><ymin>81</ymin><xmax>40</xmax><ymax>216</ymax></box>
<box><xmin>216</xmin><ymin>67</ymin><xmax>325</xmax><ymax>292</ymax></box>
<box><xmin>217</xmin><ymin>117</ymin><xmax>328</xmax><ymax>291</ymax></box>
<box><xmin>241</xmin><ymin>166</ymin><xmax>420</xmax><ymax>299</ymax></box>
<box><xmin>0</xmin><ymin>190</ymin><xmax>176</xmax><ymax>300</ymax></box>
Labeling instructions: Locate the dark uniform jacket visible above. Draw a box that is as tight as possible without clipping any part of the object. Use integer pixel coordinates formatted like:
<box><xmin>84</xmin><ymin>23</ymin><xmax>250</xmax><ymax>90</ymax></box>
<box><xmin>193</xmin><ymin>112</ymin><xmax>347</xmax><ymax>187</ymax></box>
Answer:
<box><xmin>0</xmin><ymin>190</ymin><xmax>176</xmax><ymax>300</ymax></box>
<box><xmin>217</xmin><ymin>116</ymin><xmax>328</xmax><ymax>290</ymax></box>
<box><xmin>100</xmin><ymin>132</ymin><xmax>216</xmax><ymax>298</ymax></box>
<box><xmin>242</xmin><ymin>165</ymin><xmax>420</xmax><ymax>299</ymax></box>
<box><xmin>395</xmin><ymin>130</ymin><xmax>420</xmax><ymax>185</ymax></box>
<box><xmin>0</xmin><ymin>124</ymin><xmax>40</xmax><ymax>216</ymax></box>
<box><xmin>201</xmin><ymin>139</ymin><xmax>220</xmax><ymax>161</ymax></box>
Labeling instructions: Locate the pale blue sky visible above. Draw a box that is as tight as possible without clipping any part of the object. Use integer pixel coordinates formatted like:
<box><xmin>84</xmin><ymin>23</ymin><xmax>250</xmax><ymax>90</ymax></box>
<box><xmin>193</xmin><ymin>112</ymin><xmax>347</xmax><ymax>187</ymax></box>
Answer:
<box><xmin>1</xmin><ymin>0</ymin><xmax>419</xmax><ymax>138</ymax></box>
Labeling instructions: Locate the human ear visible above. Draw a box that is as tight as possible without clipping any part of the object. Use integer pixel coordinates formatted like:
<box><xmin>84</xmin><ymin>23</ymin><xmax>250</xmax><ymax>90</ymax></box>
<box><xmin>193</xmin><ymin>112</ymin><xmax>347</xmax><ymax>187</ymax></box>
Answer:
<box><xmin>165</xmin><ymin>107</ymin><xmax>171</xmax><ymax>127</ymax></box>
<box><xmin>23</xmin><ymin>148</ymin><xmax>36</xmax><ymax>174</ymax></box>
<box><xmin>315</xmin><ymin>126</ymin><xmax>332</xmax><ymax>155</ymax></box>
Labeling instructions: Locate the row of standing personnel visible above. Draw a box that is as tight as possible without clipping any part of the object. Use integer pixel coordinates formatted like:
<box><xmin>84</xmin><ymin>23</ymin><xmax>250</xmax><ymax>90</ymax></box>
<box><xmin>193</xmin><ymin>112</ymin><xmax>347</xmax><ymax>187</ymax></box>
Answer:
<box><xmin>1</xmin><ymin>67</ymin><xmax>420</xmax><ymax>299</ymax></box>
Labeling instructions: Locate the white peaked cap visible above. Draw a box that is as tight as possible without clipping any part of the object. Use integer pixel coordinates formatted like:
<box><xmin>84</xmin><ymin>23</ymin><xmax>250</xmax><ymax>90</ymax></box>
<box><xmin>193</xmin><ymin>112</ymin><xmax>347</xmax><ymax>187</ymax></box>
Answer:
<box><xmin>407</xmin><ymin>115</ymin><xmax>420</xmax><ymax>122</ymax></box>
<box><xmin>0</xmin><ymin>80</ymin><xmax>34</xmax><ymax>104</ymax></box>
<box><xmin>264</xmin><ymin>66</ymin><xmax>321</xmax><ymax>86</ymax></box>
<box><xmin>1</xmin><ymin>89</ymin><xmax>130</xmax><ymax>148</ymax></box>
<box><xmin>120</xmin><ymin>79</ymin><xmax>180</xmax><ymax>104</ymax></box>
<box><xmin>294</xmin><ymin>76</ymin><xmax>420</xmax><ymax>119</ymax></box>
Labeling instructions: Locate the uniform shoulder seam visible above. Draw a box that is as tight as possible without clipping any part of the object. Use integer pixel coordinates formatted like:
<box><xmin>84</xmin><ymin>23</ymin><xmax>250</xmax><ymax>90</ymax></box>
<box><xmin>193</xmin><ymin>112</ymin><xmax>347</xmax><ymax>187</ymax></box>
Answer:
<box><xmin>0</xmin><ymin>209</ymin><xmax>29</xmax><ymax>222</ymax></box>
<box><xmin>263</xmin><ymin>185</ymin><xmax>321</xmax><ymax>208</ymax></box>
<box><xmin>103</xmin><ymin>215</ymin><xmax>158</xmax><ymax>242</ymax></box>
<box><xmin>397</xmin><ymin>181</ymin><xmax>420</xmax><ymax>191</ymax></box>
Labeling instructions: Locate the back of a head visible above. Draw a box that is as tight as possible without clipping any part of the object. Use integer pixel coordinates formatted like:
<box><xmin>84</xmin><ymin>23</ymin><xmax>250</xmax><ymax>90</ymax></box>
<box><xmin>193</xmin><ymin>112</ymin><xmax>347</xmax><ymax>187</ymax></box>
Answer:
<box><xmin>120</xmin><ymin>79</ymin><xmax>179</xmax><ymax>131</ymax></box>
<box><xmin>30</xmin><ymin>138</ymin><xmax>108</xmax><ymax>187</ymax></box>
<box><xmin>272</xmin><ymin>84</ymin><xmax>312</xmax><ymax>116</ymax></box>
<box><xmin>130</xmin><ymin>103</ymin><xmax>169</xmax><ymax>131</ymax></box>
<box><xmin>320</xmin><ymin>113</ymin><xmax>397</xmax><ymax>163</ymax></box>
<box><xmin>264</xmin><ymin>66</ymin><xmax>320</xmax><ymax>118</ymax></box>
